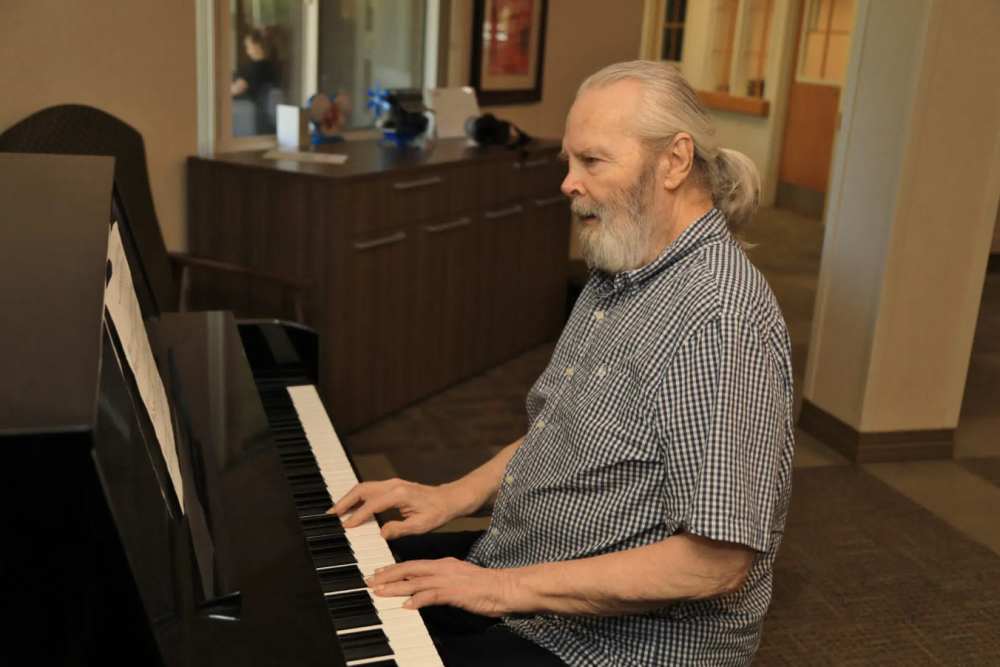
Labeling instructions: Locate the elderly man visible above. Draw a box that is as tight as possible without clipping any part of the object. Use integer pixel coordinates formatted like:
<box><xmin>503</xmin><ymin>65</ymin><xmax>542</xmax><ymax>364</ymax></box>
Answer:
<box><xmin>333</xmin><ymin>60</ymin><xmax>794</xmax><ymax>666</ymax></box>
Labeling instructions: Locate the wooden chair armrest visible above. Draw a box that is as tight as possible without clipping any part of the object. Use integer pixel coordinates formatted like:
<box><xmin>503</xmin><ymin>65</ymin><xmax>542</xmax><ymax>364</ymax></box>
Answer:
<box><xmin>169</xmin><ymin>252</ymin><xmax>312</xmax><ymax>291</ymax></box>
<box><xmin>169</xmin><ymin>252</ymin><xmax>311</xmax><ymax>321</ymax></box>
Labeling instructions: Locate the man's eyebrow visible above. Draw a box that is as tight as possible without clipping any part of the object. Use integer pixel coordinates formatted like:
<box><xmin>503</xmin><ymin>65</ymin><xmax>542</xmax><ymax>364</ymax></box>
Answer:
<box><xmin>559</xmin><ymin>147</ymin><xmax>610</xmax><ymax>161</ymax></box>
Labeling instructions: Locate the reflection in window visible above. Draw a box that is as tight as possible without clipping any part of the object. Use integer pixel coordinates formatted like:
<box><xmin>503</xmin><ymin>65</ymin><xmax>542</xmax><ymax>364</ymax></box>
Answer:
<box><xmin>703</xmin><ymin>0</ymin><xmax>776</xmax><ymax>99</ymax></box>
<box><xmin>228</xmin><ymin>0</ymin><xmax>427</xmax><ymax>138</ymax></box>
<box><xmin>660</xmin><ymin>0</ymin><xmax>688</xmax><ymax>62</ymax></box>
<box><xmin>230</xmin><ymin>0</ymin><xmax>301</xmax><ymax>137</ymax></box>
<box><xmin>318</xmin><ymin>0</ymin><xmax>425</xmax><ymax>130</ymax></box>
<box><xmin>741</xmin><ymin>0</ymin><xmax>773</xmax><ymax>97</ymax></box>
<box><xmin>799</xmin><ymin>0</ymin><xmax>855</xmax><ymax>84</ymax></box>
<box><xmin>709</xmin><ymin>0</ymin><xmax>739</xmax><ymax>93</ymax></box>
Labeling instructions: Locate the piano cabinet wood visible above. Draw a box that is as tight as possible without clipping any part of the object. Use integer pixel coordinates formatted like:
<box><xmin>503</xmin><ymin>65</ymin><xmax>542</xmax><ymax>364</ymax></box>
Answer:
<box><xmin>187</xmin><ymin>139</ymin><xmax>570</xmax><ymax>432</ymax></box>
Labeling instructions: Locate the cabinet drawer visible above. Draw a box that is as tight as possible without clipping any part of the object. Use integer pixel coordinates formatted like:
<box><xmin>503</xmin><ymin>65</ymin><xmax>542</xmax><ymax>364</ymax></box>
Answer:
<box><xmin>384</xmin><ymin>167</ymin><xmax>452</xmax><ymax>225</ymax></box>
<box><xmin>514</xmin><ymin>153</ymin><xmax>565</xmax><ymax>198</ymax></box>
<box><xmin>480</xmin><ymin>153</ymin><xmax>564</xmax><ymax>207</ymax></box>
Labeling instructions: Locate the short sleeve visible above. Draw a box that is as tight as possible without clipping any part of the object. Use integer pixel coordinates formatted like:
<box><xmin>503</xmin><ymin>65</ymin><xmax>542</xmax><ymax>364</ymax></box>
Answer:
<box><xmin>655</xmin><ymin>315</ymin><xmax>788</xmax><ymax>552</ymax></box>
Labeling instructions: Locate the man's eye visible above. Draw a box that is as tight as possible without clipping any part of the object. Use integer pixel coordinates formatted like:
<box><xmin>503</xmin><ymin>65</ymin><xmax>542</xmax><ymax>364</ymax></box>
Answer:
<box><xmin>582</xmin><ymin>156</ymin><xmax>599</xmax><ymax>166</ymax></box>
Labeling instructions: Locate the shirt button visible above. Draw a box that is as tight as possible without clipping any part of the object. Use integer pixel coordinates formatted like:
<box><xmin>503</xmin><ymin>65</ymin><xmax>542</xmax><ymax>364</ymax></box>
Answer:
<box><xmin>564</xmin><ymin>366</ymin><xmax>575</xmax><ymax>378</ymax></box>
<box><xmin>505</xmin><ymin>474</ymin><xmax>514</xmax><ymax>484</ymax></box>
<box><xmin>596</xmin><ymin>366</ymin><xmax>607</xmax><ymax>378</ymax></box>
<box><xmin>593</xmin><ymin>310</ymin><xmax>606</xmax><ymax>321</ymax></box>
<box><xmin>535</xmin><ymin>418</ymin><xmax>546</xmax><ymax>430</ymax></box>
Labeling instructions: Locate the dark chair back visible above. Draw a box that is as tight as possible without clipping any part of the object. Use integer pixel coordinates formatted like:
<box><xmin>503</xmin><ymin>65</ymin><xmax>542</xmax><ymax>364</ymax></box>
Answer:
<box><xmin>0</xmin><ymin>105</ymin><xmax>179</xmax><ymax>314</ymax></box>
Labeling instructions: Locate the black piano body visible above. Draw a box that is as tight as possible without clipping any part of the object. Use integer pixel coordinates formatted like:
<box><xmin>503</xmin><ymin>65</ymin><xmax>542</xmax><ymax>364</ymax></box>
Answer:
<box><xmin>0</xmin><ymin>153</ymin><xmax>345</xmax><ymax>664</ymax></box>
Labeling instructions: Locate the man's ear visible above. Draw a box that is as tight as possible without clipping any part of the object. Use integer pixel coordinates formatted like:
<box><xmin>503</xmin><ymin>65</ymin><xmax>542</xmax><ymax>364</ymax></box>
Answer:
<box><xmin>661</xmin><ymin>133</ymin><xmax>695</xmax><ymax>191</ymax></box>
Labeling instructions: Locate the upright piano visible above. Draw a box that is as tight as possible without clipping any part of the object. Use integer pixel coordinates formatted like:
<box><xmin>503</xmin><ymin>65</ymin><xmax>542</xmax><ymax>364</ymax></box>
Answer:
<box><xmin>0</xmin><ymin>153</ymin><xmax>443</xmax><ymax>665</ymax></box>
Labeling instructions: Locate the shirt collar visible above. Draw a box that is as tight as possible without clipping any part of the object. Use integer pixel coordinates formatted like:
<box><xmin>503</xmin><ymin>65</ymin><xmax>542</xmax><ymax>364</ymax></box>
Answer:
<box><xmin>593</xmin><ymin>208</ymin><xmax>729</xmax><ymax>295</ymax></box>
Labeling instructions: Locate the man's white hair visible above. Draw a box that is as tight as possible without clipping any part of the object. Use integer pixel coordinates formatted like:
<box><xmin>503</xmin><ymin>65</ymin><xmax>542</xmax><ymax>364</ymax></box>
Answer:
<box><xmin>578</xmin><ymin>60</ymin><xmax>761</xmax><ymax>231</ymax></box>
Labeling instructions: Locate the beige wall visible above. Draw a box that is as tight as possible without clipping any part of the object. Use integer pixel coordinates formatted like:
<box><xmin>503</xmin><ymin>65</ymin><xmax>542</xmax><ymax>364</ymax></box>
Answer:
<box><xmin>803</xmin><ymin>0</ymin><xmax>1000</xmax><ymax>432</ymax></box>
<box><xmin>447</xmin><ymin>0</ymin><xmax>645</xmax><ymax>140</ymax></box>
<box><xmin>0</xmin><ymin>1</ymin><xmax>197</xmax><ymax>251</ymax></box>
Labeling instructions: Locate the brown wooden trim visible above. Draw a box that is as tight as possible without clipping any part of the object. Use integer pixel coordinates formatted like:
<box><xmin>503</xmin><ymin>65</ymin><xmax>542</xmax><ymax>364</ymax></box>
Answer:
<box><xmin>697</xmin><ymin>90</ymin><xmax>770</xmax><ymax>117</ymax></box>
<box><xmin>798</xmin><ymin>399</ymin><xmax>954</xmax><ymax>463</ymax></box>
<box><xmin>988</xmin><ymin>253</ymin><xmax>1000</xmax><ymax>274</ymax></box>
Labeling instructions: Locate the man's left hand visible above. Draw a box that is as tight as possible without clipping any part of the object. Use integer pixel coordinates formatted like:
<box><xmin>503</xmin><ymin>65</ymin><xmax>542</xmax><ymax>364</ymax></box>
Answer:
<box><xmin>367</xmin><ymin>557</ymin><xmax>516</xmax><ymax>617</ymax></box>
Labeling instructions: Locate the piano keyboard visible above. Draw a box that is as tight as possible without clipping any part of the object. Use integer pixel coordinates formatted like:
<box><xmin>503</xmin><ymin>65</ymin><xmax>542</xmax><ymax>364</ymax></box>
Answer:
<box><xmin>254</xmin><ymin>378</ymin><xmax>443</xmax><ymax>667</ymax></box>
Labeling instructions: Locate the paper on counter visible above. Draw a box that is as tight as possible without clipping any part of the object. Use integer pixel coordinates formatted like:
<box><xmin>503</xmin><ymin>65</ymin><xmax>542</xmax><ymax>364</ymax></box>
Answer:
<box><xmin>105</xmin><ymin>222</ymin><xmax>184</xmax><ymax>513</ymax></box>
<box><xmin>262</xmin><ymin>149</ymin><xmax>348</xmax><ymax>165</ymax></box>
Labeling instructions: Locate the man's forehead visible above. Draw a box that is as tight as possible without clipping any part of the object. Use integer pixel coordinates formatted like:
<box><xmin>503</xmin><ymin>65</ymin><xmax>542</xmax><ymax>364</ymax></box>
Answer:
<box><xmin>562</xmin><ymin>82</ymin><xmax>642</xmax><ymax>155</ymax></box>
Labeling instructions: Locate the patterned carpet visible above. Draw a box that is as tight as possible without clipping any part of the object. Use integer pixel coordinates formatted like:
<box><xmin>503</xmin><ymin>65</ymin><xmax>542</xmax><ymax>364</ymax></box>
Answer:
<box><xmin>758</xmin><ymin>467</ymin><xmax>1000</xmax><ymax>665</ymax></box>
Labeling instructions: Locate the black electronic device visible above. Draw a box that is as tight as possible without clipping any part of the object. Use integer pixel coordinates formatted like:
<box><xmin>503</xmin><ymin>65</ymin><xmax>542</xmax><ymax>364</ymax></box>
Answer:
<box><xmin>464</xmin><ymin>112</ymin><xmax>533</xmax><ymax>149</ymax></box>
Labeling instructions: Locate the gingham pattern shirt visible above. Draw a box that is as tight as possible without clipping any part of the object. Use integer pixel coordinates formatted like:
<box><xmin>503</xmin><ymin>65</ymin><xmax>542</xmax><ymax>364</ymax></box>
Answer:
<box><xmin>466</xmin><ymin>209</ymin><xmax>795</xmax><ymax>666</ymax></box>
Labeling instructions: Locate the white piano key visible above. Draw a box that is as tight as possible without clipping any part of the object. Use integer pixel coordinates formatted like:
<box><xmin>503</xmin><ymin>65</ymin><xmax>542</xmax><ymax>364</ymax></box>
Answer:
<box><xmin>286</xmin><ymin>385</ymin><xmax>443</xmax><ymax>667</ymax></box>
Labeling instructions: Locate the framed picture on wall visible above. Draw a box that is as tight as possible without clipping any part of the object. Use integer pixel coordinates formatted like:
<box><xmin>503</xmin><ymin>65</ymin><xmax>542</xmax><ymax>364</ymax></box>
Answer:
<box><xmin>470</xmin><ymin>0</ymin><xmax>548</xmax><ymax>105</ymax></box>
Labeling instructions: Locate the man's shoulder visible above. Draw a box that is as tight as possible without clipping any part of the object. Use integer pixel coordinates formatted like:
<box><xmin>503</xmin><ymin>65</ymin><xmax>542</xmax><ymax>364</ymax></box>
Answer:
<box><xmin>667</xmin><ymin>238</ymin><xmax>785</xmax><ymax>335</ymax></box>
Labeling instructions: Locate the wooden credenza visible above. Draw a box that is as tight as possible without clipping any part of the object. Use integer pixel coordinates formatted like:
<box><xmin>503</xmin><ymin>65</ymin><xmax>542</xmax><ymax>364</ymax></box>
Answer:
<box><xmin>187</xmin><ymin>138</ymin><xmax>570</xmax><ymax>432</ymax></box>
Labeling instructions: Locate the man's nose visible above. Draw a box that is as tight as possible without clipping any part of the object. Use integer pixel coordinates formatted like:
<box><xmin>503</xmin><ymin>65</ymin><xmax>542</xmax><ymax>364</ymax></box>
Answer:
<box><xmin>561</xmin><ymin>169</ymin><xmax>584</xmax><ymax>198</ymax></box>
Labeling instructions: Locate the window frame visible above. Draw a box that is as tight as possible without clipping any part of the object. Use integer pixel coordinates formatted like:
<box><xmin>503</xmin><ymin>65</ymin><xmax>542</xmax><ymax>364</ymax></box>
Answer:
<box><xmin>795</xmin><ymin>0</ymin><xmax>854</xmax><ymax>86</ymax></box>
<box><xmin>641</xmin><ymin>0</ymin><xmax>688</xmax><ymax>64</ymax></box>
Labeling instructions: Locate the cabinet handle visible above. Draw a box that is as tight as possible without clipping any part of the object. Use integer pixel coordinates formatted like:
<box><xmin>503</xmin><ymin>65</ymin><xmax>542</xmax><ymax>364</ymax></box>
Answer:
<box><xmin>353</xmin><ymin>231</ymin><xmax>407</xmax><ymax>251</ymax></box>
<box><xmin>424</xmin><ymin>217</ymin><xmax>472</xmax><ymax>234</ymax></box>
<box><xmin>514</xmin><ymin>158</ymin><xmax>549</xmax><ymax>169</ymax></box>
<box><xmin>534</xmin><ymin>195</ymin><xmax>566</xmax><ymax>208</ymax></box>
<box><xmin>484</xmin><ymin>204</ymin><xmax>524</xmax><ymax>220</ymax></box>
<box><xmin>392</xmin><ymin>175</ymin><xmax>443</xmax><ymax>191</ymax></box>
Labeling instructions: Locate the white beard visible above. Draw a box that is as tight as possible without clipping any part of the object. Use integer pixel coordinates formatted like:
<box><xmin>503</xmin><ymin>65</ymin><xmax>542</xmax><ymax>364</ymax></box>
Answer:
<box><xmin>572</xmin><ymin>169</ymin><xmax>656</xmax><ymax>274</ymax></box>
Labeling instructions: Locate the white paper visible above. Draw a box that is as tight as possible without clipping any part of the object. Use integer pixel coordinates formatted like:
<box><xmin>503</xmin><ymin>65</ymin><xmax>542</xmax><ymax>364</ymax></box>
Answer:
<box><xmin>425</xmin><ymin>86</ymin><xmax>480</xmax><ymax>139</ymax></box>
<box><xmin>276</xmin><ymin>104</ymin><xmax>309</xmax><ymax>149</ymax></box>
<box><xmin>105</xmin><ymin>222</ymin><xmax>184</xmax><ymax>512</ymax></box>
<box><xmin>262</xmin><ymin>149</ymin><xmax>348</xmax><ymax>165</ymax></box>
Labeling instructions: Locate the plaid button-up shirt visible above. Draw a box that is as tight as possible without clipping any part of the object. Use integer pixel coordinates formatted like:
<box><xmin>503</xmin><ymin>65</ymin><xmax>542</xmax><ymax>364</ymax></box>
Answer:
<box><xmin>467</xmin><ymin>208</ymin><xmax>795</xmax><ymax>666</ymax></box>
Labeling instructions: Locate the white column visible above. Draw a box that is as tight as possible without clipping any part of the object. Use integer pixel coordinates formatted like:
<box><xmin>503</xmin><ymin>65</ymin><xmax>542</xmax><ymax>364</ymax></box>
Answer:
<box><xmin>801</xmin><ymin>0</ymin><xmax>1000</xmax><ymax>460</ymax></box>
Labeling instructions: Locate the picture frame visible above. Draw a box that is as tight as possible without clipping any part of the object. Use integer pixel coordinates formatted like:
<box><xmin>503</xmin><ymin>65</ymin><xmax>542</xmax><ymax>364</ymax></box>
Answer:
<box><xmin>470</xmin><ymin>0</ymin><xmax>548</xmax><ymax>106</ymax></box>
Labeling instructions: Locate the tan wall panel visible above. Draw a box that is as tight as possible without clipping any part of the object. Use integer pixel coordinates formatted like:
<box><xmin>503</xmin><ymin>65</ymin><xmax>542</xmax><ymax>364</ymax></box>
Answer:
<box><xmin>993</xmin><ymin>200</ymin><xmax>1000</xmax><ymax>254</ymax></box>
<box><xmin>0</xmin><ymin>1</ymin><xmax>197</xmax><ymax>251</ymax></box>
<box><xmin>778</xmin><ymin>82</ymin><xmax>840</xmax><ymax>192</ymax></box>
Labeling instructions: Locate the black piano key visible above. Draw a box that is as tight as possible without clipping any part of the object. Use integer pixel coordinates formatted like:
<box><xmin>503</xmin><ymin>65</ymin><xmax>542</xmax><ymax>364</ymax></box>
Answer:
<box><xmin>309</xmin><ymin>542</ymin><xmax>355</xmax><ymax>567</ymax></box>
<box><xmin>290</xmin><ymin>479</ymin><xmax>328</xmax><ymax>494</ymax></box>
<box><xmin>339</xmin><ymin>629</ymin><xmax>392</xmax><ymax>662</ymax></box>
<box><xmin>318</xmin><ymin>565</ymin><xmax>366</xmax><ymax>594</ymax></box>
<box><xmin>293</xmin><ymin>485</ymin><xmax>331</xmax><ymax>498</ymax></box>
<box><xmin>298</xmin><ymin>502</ymin><xmax>335</xmax><ymax>518</ymax></box>
<box><xmin>332</xmin><ymin>611</ymin><xmax>383</xmax><ymax>631</ymax></box>
<box><xmin>301</xmin><ymin>512</ymin><xmax>342</xmax><ymax>527</ymax></box>
<box><xmin>301</xmin><ymin>516</ymin><xmax>344</xmax><ymax>539</ymax></box>
<box><xmin>327</xmin><ymin>591</ymin><xmax>380</xmax><ymax>629</ymax></box>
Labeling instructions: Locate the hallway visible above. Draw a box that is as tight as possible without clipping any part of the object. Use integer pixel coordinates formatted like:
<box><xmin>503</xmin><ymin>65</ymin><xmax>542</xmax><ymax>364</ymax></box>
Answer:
<box><xmin>342</xmin><ymin>207</ymin><xmax>1000</xmax><ymax>664</ymax></box>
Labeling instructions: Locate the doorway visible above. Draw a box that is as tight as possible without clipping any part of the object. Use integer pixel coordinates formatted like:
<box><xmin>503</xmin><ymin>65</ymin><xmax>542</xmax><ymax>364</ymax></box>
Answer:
<box><xmin>776</xmin><ymin>0</ymin><xmax>855</xmax><ymax>218</ymax></box>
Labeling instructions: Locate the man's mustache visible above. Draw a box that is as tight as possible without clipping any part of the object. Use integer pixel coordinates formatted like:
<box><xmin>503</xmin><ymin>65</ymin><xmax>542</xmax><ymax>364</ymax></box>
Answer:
<box><xmin>571</xmin><ymin>201</ymin><xmax>604</xmax><ymax>220</ymax></box>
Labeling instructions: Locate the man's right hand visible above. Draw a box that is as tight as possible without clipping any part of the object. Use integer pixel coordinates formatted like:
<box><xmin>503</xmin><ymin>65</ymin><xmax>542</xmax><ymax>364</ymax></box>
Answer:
<box><xmin>330</xmin><ymin>479</ymin><xmax>469</xmax><ymax>540</ymax></box>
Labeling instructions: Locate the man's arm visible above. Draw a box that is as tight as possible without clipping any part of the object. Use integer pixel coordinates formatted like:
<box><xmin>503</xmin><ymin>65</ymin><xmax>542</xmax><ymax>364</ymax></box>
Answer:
<box><xmin>509</xmin><ymin>532</ymin><xmax>754</xmax><ymax>614</ymax></box>
<box><xmin>333</xmin><ymin>437</ymin><xmax>523</xmax><ymax>539</ymax></box>
<box><xmin>367</xmin><ymin>531</ymin><xmax>754</xmax><ymax>617</ymax></box>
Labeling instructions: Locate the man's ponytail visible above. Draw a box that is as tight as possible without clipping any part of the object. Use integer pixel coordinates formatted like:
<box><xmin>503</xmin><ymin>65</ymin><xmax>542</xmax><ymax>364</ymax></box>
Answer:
<box><xmin>707</xmin><ymin>148</ymin><xmax>761</xmax><ymax>231</ymax></box>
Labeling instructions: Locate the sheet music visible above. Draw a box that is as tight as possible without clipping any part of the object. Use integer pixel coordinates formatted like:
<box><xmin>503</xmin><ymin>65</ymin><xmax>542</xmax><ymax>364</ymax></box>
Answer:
<box><xmin>104</xmin><ymin>222</ymin><xmax>184</xmax><ymax>513</ymax></box>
